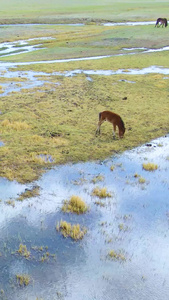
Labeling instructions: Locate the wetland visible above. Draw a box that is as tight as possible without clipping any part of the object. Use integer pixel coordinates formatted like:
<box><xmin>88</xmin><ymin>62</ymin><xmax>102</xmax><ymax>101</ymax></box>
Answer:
<box><xmin>0</xmin><ymin>3</ymin><xmax>169</xmax><ymax>298</ymax></box>
<box><xmin>0</xmin><ymin>135</ymin><xmax>169</xmax><ymax>299</ymax></box>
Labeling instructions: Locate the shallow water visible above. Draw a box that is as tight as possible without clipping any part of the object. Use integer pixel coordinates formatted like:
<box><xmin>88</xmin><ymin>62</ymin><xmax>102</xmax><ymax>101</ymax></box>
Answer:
<box><xmin>0</xmin><ymin>135</ymin><xmax>169</xmax><ymax>299</ymax></box>
<box><xmin>0</xmin><ymin>21</ymin><xmax>154</xmax><ymax>27</ymax></box>
<box><xmin>0</xmin><ymin>37</ymin><xmax>54</xmax><ymax>58</ymax></box>
<box><xmin>0</xmin><ymin>32</ymin><xmax>169</xmax><ymax>96</ymax></box>
<box><xmin>1</xmin><ymin>64</ymin><xmax>169</xmax><ymax>97</ymax></box>
<box><xmin>103</xmin><ymin>21</ymin><xmax>155</xmax><ymax>26</ymax></box>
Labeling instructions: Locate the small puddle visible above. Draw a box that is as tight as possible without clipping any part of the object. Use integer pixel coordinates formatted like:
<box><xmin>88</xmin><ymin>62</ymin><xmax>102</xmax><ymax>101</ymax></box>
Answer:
<box><xmin>0</xmin><ymin>135</ymin><xmax>169</xmax><ymax>299</ymax></box>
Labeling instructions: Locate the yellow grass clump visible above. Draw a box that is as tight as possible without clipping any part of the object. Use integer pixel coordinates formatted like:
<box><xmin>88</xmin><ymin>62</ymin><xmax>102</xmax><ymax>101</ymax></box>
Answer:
<box><xmin>62</xmin><ymin>195</ymin><xmax>88</xmax><ymax>214</ymax></box>
<box><xmin>142</xmin><ymin>162</ymin><xmax>158</xmax><ymax>171</ymax></box>
<box><xmin>1</xmin><ymin>119</ymin><xmax>30</xmax><ymax>130</ymax></box>
<box><xmin>138</xmin><ymin>176</ymin><xmax>146</xmax><ymax>184</ymax></box>
<box><xmin>91</xmin><ymin>187</ymin><xmax>112</xmax><ymax>198</ymax></box>
<box><xmin>56</xmin><ymin>220</ymin><xmax>87</xmax><ymax>240</ymax></box>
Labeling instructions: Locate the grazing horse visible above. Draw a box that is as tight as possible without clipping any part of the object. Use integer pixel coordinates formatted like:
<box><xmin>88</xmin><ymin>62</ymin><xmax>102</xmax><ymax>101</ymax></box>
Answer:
<box><xmin>155</xmin><ymin>18</ymin><xmax>168</xmax><ymax>27</ymax></box>
<box><xmin>96</xmin><ymin>110</ymin><xmax>125</xmax><ymax>139</ymax></box>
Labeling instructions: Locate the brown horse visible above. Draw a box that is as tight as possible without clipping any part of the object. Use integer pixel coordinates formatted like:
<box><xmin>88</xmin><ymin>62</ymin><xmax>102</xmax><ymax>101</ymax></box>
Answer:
<box><xmin>155</xmin><ymin>18</ymin><xmax>168</xmax><ymax>27</ymax></box>
<box><xmin>96</xmin><ymin>110</ymin><xmax>125</xmax><ymax>139</ymax></box>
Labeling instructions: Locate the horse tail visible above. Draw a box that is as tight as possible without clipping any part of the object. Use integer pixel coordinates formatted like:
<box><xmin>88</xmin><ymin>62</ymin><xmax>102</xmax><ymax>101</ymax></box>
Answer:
<box><xmin>99</xmin><ymin>112</ymin><xmax>102</xmax><ymax>121</ymax></box>
<box><xmin>165</xmin><ymin>19</ymin><xmax>168</xmax><ymax>27</ymax></box>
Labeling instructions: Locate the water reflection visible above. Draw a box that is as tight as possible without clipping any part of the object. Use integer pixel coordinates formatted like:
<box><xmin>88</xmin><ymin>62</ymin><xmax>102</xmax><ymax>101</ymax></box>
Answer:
<box><xmin>0</xmin><ymin>135</ymin><xmax>169</xmax><ymax>299</ymax></box>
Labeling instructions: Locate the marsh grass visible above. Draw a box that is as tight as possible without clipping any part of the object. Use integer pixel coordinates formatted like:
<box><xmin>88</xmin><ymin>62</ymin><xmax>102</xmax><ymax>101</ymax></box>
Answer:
<box><xmin>91</xmin><ymin>174</ymin><xmax>104</xmax><ymax>184</ymax></box>
<box><xmin>142</xmin><ymin>162</ymin><xmax>158</xmax><ymax>171</ymax></box>
<box><xmin>110</xmin><ymin>165</ymin><xmax>115</xmax><ymax>171</ymax></box>
<box><xmin>62</xmin><ymin>195</ymin><xmax>88</xmax><ymax>214</ymax></box>
<box><xmin>92</xmin><ymin>187</ymin><xmax>112</xmax><ymax>198</ymax></box>
<box><xmin>94</xmin><ymin>200</ymin><xmax>106</xmax><ymax>207</ymax></box>
<box><xmin>17</xmin><ymin>186</ymin><xmax>40</xmax><ymax>201</ymax></box>
<box><xmin>5</xmin><ymin>200</ymin><xmax>15</xmax><ymax>207</ymax></box>
<box><xmin>134</xmin><ymin>173</ymin><xmax>146</xmax><ymax>183</ymax></box>
<box><xmin>108</xmin><ymin>249</ymin><xmax>126</xmax><ymax>261</ymax></box>
<box><xmin>138</xmin><ymin>176</ymin><xmax>146</xmax><ymax>184</ymax></box>
<box><xmin>17</xmin><ymin>244</ymin><xmax>30</xmax><ymax>259</ymax></box>
<box><xmin>56</xmin><ymin>220</ymin><xmax>87</xmax><ymax>240</ymax></box>
<box><xmin>16</xmin><ymin>274</ymin><xmax>30</xmax><ymax>287</ymax></box>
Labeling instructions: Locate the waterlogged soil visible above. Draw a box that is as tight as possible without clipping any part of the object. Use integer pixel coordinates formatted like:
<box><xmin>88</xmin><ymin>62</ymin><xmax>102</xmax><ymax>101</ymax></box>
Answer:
<box><xmin>0</xmin><ymin>135</ymin><xmax>169</xmax><ymax>300</ymax></box>
<box><xmin>1</xmin><ymin>63</ymin><xmax>169</xmax><ymax>97</ymax></box>
<box><xmin>1</xmin><ymin>33</ymin><xmax>169</xmax><ymax>96</ymax></box>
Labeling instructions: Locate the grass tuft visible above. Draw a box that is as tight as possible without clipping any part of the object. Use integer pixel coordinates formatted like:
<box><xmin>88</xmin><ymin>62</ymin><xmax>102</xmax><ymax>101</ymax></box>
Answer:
<box><xmin>92</xmin><ymin>187</ymin><xmax>112</xmax><ymax>198</ymax></box>
<box><xmin>142</xmin><ymin>162</ymin><xmax>158</xmax><ymax>171</ymax></box>
<box><xmin>17</xmin><ymin>244</ymin><xmax>30</xmax><ymax>258</ymax></box>
<box><xmin>91</xmin><ymin>174</ymin><xmax>104</xmax><ymax>184</ymax></box>
<box><xmin>56</xmin><ymin>220</ymin><xmax>87</xmax><ymax>240</ymax></box>
<box><xmin>138</xmin><ymin>176</ymin><xmax>146</xmax><ymax>183</ymax></box>
<box><xmin>16</xmin><ymin>274</ymin><xmax>30</xmax><ymax>287</ymax></box>
<box><xmin>62</xmin><ymin>195</ymin><xmax>88</xmax><ymax>214</ymax></box>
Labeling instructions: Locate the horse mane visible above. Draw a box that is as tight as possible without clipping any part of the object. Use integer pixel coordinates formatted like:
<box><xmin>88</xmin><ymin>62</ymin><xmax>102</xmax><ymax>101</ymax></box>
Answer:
<box><xmin>120</xmin><ymin>117</ymin><xmax>125</xmax><ymax>130</ymax></box>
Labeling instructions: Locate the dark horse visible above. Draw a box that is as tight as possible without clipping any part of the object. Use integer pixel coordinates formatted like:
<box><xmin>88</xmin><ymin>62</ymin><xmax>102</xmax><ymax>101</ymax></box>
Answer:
<box><xmin>155</xmin><ymin>18</ymin><xmax>168</xmax><ymax>27</ymax></box>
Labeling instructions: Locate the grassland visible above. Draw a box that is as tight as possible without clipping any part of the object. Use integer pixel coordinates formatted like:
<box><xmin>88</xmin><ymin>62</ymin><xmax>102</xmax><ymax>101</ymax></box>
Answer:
<box><xmin>0</xmin><ymin>0</ymin><xmax>169</xmax><ymax>24</ymax></box>
<box><xmin>0</xmin><ymin>2</ymin><xmax>169</xmax><ymax>183</ymax></box>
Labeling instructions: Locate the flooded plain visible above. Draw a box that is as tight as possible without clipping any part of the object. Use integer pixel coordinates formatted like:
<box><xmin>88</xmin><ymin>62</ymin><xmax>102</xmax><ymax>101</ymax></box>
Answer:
<box><xmin>1</xmin><ymin>33</ymin><xmax>169</xmax><ymax>96</ymax></box>
<box><xmin>0</xmin><ymin>21</ymin><xmax>169</xmax><ymax>299</ymax></box>
<box><xmin>1</xmin><ymin>65</ymin><xmax>169</xmax><ymax>97</ymax></box>
<box><xmin>0</xmin><ymin>134</ymin><xmax>169</xmax><ymax>299</ymax></box>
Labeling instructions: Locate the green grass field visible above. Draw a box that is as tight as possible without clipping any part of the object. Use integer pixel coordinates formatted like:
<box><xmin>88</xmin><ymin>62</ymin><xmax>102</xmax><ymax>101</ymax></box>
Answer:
<box><xmin>0</xmin><ymin>1</ymin><xmax>169</xmax><ymax>182</ymax></box>
<box><xmin>0</xmin><ymin>0</ymin><xmax>169</xmax><ymax>23</ymax></box>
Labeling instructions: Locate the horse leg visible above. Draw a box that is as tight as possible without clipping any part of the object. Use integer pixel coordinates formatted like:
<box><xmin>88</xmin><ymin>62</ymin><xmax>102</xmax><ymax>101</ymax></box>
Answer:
<box><xmin>112</xmin><ymin>124</ymin><xmax>116</xmax><ymax>139</ymax></box>
<box><xmin>96</xmin><ymin>120</ymin><xmax>104</xmax><ymax>136</ymax></box>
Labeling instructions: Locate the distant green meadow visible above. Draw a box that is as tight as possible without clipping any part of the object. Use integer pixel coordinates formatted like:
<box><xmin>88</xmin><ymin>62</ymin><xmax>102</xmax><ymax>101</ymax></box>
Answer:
<box><xmin>0</xmin><ymin>0</ymin><xmax>169</xmax><ymax>24</ymax></box>
<box><xmin>0</xmin><ymin>1</ymin><xmax>169</xmax><ymax>182</ymax></box>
